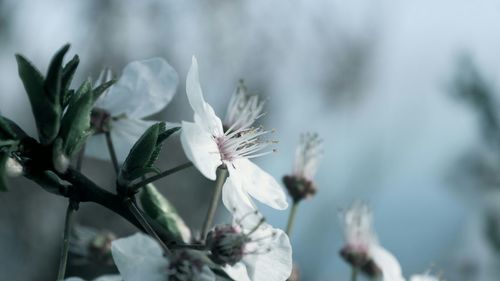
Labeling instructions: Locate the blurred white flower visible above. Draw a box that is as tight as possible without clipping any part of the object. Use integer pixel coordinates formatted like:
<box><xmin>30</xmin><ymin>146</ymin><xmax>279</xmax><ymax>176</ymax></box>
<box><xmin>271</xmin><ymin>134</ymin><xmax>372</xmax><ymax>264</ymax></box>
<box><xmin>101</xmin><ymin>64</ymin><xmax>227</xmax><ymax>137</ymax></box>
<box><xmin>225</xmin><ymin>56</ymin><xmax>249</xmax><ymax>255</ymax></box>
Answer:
<box><xmin>340</xmin><ymin>202</ymin><xmax>405</xmax><ymax>281</ymax></box>
<box><xmin>409</xmin><ymin>274</ymin><xmax>440</xmax><ymax>281</ymax></box>
<box><xmin>283</xmin><ymin>133</ymin><xmax>323</xmax><ymax>202</ymax></box>
<box><xmin>180</xmin><ymin>56</ymin><xmax>287</xmax><ymax>214</ymax></box>
<box><xmin>206</xmin><ymin>211</ymin><xmax>293</xmax><ymax>281</ymax></box>
<box><xmin>5</xmin><ymin>156</ymin><xmax>23</xmax><ymax>177</ymax></box>
<box><xmin>86</xmin><ymin>58</ymin><xmax>179</xmax><ymax>164</ymax></box>
<box><xmin>64</xmin><ymin>275</ymin><xmax>121</xmax><ymax>281</ymax></box>
<box><xmin>110</xmin><ymin>233</ymin><xmax>215</xmax><ymax>281</ymax></box>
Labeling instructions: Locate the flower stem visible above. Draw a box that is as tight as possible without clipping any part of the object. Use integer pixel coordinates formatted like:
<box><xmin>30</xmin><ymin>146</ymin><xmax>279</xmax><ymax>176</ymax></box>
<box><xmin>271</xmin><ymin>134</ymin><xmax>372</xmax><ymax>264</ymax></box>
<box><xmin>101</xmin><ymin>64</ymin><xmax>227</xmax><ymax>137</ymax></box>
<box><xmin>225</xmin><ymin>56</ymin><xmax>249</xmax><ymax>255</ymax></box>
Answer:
<box><xmin>200</xmin><ymin>165</ymin><xmax>228</xmax><ymax>241</ymax></box>
<box><xmin>126</xmin><ymin>199</ymin><xmax>171</xmax><ymax>255</ymax></box>
<box><xmin>351</xmin><ymin>266</ymin><xmax>358</xmax><ymax>281</ymax></box>
<box><xmin>104</xmin><ymin>131</ymin><xmax>119</xmax><ymax>174</ymax></box>
<box><xmin>56</xmin><ymin>200</ymin><xmax>78</xmax><ymax>280</ymax></box>
<box><xmin>76</xmin><ymin>143</ymin><xmax>86</xmax><ymax>172</ymax></box>
<box><xmin>286</xmin><ymin>201</ymin><xmax>299</xmax><ymax>236</ymax></box>
<box><xmin>128</xmin><ymin>162</ymin><xmax>193</xmax><ymax>192</ymax></box>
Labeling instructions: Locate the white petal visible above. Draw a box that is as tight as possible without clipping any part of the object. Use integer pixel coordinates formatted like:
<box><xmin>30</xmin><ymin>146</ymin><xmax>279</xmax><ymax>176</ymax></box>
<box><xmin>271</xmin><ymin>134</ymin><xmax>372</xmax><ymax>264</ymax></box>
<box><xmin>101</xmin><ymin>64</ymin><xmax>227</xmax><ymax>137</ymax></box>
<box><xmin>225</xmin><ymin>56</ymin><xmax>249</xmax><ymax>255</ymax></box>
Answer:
<box><xmin>232</xmin><ymin>158</ymin><xmax>288</xmax><ymax>210</ymax></box>
<box><xmin>243</xmin><ymin>228</ymin><xmax>293</xmax><ymax>281</ymax></box>
<box><xmin>186</xmin><ymin>57</ymin><xmax>224</xmax><ymax>136</ymax></box>
<box><xmin>111</xmin><ymin>233</ymin><xmax>168</xmax><ymax>281</ymax></box>
<box><xmin>94</xmin><ymin>276</ymin><xmax>123</xmax><ymax>281</ymax></box>
<box><xmin>223</xmin><ymin>263</ymin><xmax>251</xmax><ymax>281</ymax></box>
<box><xmin>369</xmin><ymin>244</ymin><xmax>405</xmax><ymax>281</ymax></box>
<box><xmin>96</xmin><ymin>58</ymin><xmax>179</xmax><ymax>119</ymax></box>
<box><xmin>223</xmin><ymin>164</ymin><xmax>258</xmax><ymax>220</ymax></box>
<box><xmin>180</xmin><ymin>121</ymin><xmax>222</xmax><ymax>180</ymax></box>
<box><xmin>409</xmin><ymin>275</ymin><xmax>439</xmax><ymax>281</ymax></box>
<box><xmin>64</xmin><ymin>278</ymin><xmax>85</xmax><ymax>281</ymax></box>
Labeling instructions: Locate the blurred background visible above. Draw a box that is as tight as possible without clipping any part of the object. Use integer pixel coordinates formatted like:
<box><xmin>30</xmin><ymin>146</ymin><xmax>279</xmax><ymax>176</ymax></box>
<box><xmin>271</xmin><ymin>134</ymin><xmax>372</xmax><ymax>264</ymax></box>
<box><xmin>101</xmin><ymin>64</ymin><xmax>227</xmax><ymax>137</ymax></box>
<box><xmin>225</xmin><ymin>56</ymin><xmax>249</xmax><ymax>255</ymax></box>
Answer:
<box><xmin>1</xmin><ymin>0</ymin><xmax>500</xmax><ymax>280</ymax></box>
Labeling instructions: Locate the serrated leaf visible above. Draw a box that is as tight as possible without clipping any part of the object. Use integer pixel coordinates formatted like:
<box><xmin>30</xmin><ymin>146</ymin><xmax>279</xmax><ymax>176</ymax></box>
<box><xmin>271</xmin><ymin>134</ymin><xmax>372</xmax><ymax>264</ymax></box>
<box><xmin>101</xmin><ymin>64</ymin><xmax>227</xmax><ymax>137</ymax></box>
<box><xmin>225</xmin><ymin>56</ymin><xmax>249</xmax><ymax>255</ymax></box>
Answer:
<box><xmin>140</xmin><ymin>184</ymin><xmax>191</xmax><ymax>242</ymax></box>
<box><xmin>16</xmin><ymin>54</ymin><xmax>61</xmax><ymax>144</ymax></box>
<box><xmin>157</xmin><ymin>126</ymin><xmax>180</xmax><ymax>144</ymax></box>
<box><xmin>58</xmin><ymin>85</ymin><xmax>94</xmax><ymax>157</ymax></box>
<box><xmin>91</xmin><ymin>79</ymin><xmax>116</xmax><ymax>102</ymax></box>
<box><xmin>119</xmin><ymin>123</ymin><xmax>162</xmax><ymax>182</ymax></box>
<box><xmin>44</xmin><ymin>44</ymin><xmax>70</xmax><ymax>104</ymax></box>
<box><xmin>0</xmin><ymin>116</ymin><xmax>16</xmax><ymax>140</ymax></box>
<box><xmin>0</xmin><ymin>153</ymin><xmax>8</xmax><ymax>191</ymax></box>
<box><xmin>61</xmin><ymin>54</ymin><xmax>79</xmax><ymax>96</ymax></box>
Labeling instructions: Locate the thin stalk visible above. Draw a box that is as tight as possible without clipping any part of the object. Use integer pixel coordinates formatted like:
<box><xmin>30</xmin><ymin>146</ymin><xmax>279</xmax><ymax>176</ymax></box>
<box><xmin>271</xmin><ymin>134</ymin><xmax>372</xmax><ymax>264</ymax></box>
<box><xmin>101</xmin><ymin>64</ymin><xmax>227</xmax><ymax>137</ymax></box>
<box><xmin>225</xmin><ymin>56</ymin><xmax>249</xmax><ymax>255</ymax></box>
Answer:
<box><xmin>286</xmin><ymin>201</ymin><xmax>299</xmax><ymax>236</ymax></box>
<box><xmin>76</xmin><ymin>143</ymin><xmax>86</xmax><ymax>172</ymax></box>
<box><xmin>351</xmin><ymin>266</ymin><xmax>358</xmax><ymax>281</ymax></box>
<box><xmin>127</xmin><ymin>200</ymin><xmax>171</xmax><ymax>255</ymax></box>
<box><xmin>200</xmin><ymin>165</ymin><xmax>228</xmax><ymax>241</ymax></box>
<box><xmin>56</xmin><ymin>200</ymin><xmax>78</xmax><ymax>280</ymax></box>
<box><xmin>104</xmin><ymin>131</ymin><xmax>119</xmax><ymax>174</ymax></box>
<box><xmin>128</xmin><ymin>162</ymin><xmax>193</xmax><ymax>192</ymax></box>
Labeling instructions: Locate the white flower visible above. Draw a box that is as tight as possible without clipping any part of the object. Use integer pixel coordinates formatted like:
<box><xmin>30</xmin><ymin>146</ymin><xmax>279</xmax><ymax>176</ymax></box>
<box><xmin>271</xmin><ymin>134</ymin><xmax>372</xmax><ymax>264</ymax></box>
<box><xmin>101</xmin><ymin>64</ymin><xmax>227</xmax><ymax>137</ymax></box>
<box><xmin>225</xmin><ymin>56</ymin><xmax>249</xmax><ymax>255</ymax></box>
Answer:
<box><xmin>110</xmin><ymin>233</ymin><xmax>215</xmax><ymax>281</ymax></box>
<box><xmin>180</xmin><ymin>57</ymin><xmax>288</xmax><ymax>214</ymax></box>
<box><xmin>409</xmin><ymin>274</ymin><xmax>441</xmax><ymax>281</ymax></box>
<box><xmin>223</xmin><ymin>80</ymin><xmax>264</xmax><ymax>132</ymax></box>
<box><xmin>86</xmin><ymin>58</ymin><xmax>179</xmax><ymax>164</ymax></box>
<box><xmin>207</xmin><ymin>211</ymin><xmax>292</xmax><ymax>281</ymax></box>
<box><xmin>340</xmin><ymin>202</ymin><xmax>405</xmax><ymax>281</ymax></box>
<box><xmin>65</xmin><ymin>275</ymin><xmax>121</xmax><ymax>281</ymax></box>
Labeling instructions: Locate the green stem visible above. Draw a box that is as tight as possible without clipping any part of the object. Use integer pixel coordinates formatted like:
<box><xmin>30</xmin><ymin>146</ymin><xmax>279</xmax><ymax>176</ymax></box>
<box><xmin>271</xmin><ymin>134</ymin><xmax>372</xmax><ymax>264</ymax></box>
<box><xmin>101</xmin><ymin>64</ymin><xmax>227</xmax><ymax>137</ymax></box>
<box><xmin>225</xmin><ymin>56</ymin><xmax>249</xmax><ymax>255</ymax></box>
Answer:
<box><xmin>104</xmin><ymin>131</ymin><xmax>119</xmax><ymax>174</ymax></box>
<box><xmin>200</xmin><ymin>165</ymin><xmax>228</xmax><ymax>241</ymax></box>
<box><xmin>128</xmin><ymin>162</ymin><xmax>193</xmax><ymax>192</ymax></box>
<box><xmin>126</xmin><ymin>200</ymin><xmax>171</xmax><ymax>255</ymax></box>
<box><xmin>75</xmin><ymin>143</ymin><xmax>86</xmax><ymax>172</ymax></box>
<box><xmin>286</xmin><ymin>201</ymin><xmax>299</xmax><ymax>236</ymax></box>
<box><xmin>56</xmin><ymin>200</ymin><xmax>78</xmax><ymax>280</ymax></box>
<box><xmin>351</xmin><ymin>266</ymin><xmax>358</xmax><ymax>281</ymax></box>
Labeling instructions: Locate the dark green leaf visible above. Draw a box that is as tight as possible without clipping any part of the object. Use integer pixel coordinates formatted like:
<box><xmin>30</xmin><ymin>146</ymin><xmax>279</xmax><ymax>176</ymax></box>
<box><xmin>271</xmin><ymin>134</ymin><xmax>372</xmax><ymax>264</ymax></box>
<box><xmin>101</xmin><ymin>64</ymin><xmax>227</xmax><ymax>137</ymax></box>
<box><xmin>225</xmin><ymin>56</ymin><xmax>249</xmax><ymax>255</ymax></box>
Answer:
<box><xmin>58</xmin><ymin>85</ymin><xmax>94</xmax><ymax>157</ymax></box>
<box><xmin>119</xmin><ymin>122</ymin><xmax>162</xmax><ymax>182</ymax></box>
<box><xmin>61</xmin><ymin>54</ymin><xmax>79</xmax><ymax>97</ymax></box>
<box><xmin>92</xmin><ymin>79</ymin><xmax>116</xmax><ymax>102</ymax></box>
<box><xmin>0</xmin><ymin>116</ymin><xmax>16</xmax><ymax>140</ymax></box>
<box><xmin>157</xmin><ymin>126</ymin><xmax>180</xmax><ymax>145</ymax></box>
<box><xmin>0</xmin><ymin>153</ymin><xmax>7</xmax><ymax>191</ymax></box>
<box><xmin>16</xmin><ymin>54</ymin><xmax>61</xmax><ymax>144</ymax></box>
<box><xmin>44</xmin><ymin>44</ymin><xmax>70</xmax><ymax>104</ymax></box>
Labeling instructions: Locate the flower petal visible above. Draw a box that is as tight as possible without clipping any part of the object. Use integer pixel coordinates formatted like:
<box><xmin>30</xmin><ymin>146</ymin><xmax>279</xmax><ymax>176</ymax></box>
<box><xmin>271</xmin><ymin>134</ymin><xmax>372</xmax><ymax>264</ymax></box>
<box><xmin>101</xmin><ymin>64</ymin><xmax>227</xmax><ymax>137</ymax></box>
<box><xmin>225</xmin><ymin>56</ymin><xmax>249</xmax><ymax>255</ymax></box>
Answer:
<box><xmin>96</xmin><ymin>58</ymin><xmax>178</xmax><ymax>119</ymax></box>
<box><xmin>369</xmin><ymin>244</ymin><xmax>405</xmax><ymax>281</ymax></box>
<box><xmin>111</xmin><ymin>233</ymin><xmax>168</xmax><ymax>281</ymax></box>
<box><xmin>243</xmin><ymin>227</ymin><xmax>293</xmax><ymax>281</ymax></box>
<box><xmin>410</xmin><ymin>275</ymin><xmax>439</xmax><ymax>281</ymax></box>
<box><xmin>94</xmin><ymin>276</ymin><xmax>123</xmax><ymax>281</ymax></box>
<box><xmin>186</xmin><ymin>57</ymin><xmax>223</xmax><ymax>137</ymax></box>
<box><xmin>223</xmin><ymin>263</ymin><xmax>251</xmax><ymax>281</ymax></box>
<box><xmin>232</xmin><ymin>158</ymin><xmax>288</xmax><ymax>210</ymax></box>
<box><xmin>223</xmin><ymin>164</ymin><xmax>258</xmax><ymax>219</ymax></box>
<box><xmin>180</xmin><ymin>121</ymin><xmax>222</xmax><ymax>180</ymax></box>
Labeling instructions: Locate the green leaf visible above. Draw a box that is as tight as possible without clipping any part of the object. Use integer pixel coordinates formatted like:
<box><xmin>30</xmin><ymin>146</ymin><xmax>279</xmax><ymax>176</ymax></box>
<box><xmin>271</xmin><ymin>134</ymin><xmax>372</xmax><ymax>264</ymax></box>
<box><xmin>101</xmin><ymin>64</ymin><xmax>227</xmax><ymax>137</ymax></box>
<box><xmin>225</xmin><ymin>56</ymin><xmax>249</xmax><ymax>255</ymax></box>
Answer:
<box><xmin>157</xmin><ymin>126</ymin><xmax>180</xmax><ymax>146</ymax></box>
<box><xmin>92</xmin><ymin>79</ymin><xmax>116</xmax><ymax>103</ymax></box>
<box><xmin>0</xmin><ymin>116</ymin><xmax>16</xmax><ymax>140</ymax></box>
<box><xmin>45</xmin><ymin>44</ymin><xmax>70</xmax><ymax>105</ymax></box>
<box><xmin>58</xmin><ymin>82</ymin><xmax>94</xmax><ymax>157</ymax></box>
<box><xmin>61</xmin><ymin>54</ymin><xmax>79</xmax><ymax>97</ymax></box>
<box><xmin>119</xmin><ymin>123</ymin><xmax>162</xmax><ymax>182</ymax></box>
<box><xmin>140</xmin><ymin>184</ymin><xmax>191</xmax><ymax>242</ymax></box>
<box><xmin>0</xmin><ymin>153</ymin><xmax>8</xmax><ymax>191</ymax></box>
<box><xmin>16</xmin><ymin>54</ymin><xmax>61</xmax><ymax>144</ymax></box>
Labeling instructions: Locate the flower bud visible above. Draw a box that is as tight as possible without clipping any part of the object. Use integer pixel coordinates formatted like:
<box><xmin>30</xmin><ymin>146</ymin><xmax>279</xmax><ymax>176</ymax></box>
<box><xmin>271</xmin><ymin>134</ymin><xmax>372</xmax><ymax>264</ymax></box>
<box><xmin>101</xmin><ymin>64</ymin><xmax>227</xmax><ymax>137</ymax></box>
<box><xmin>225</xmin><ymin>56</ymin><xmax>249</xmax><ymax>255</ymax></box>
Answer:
<box><xmin>5</xmin><ymin>157</ymin><xmax>23</xmax><ymax>177</ymax></box>
<box><xmin>54</xmin><ymin>153</ymin><xmax>70</xmax><ymax>173</ymax></box>
<box><xmin>168</xmin><ymin>250</ymin><xmax>214</xmax><ymax>281</ymax></box>
<box><xmin>206</xmin><ymin>224</ymin><xmax>246</xmax><ymax>266</ymax></box>
<box><xmin>283</xmin><ymin>133</ymin><xmax>322</xmax><ymax>203</ymax></box>
<box><xmin>339</xmin><ymin>245</ymin><xmax>381</xmax><ymax>278</ymax></box>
